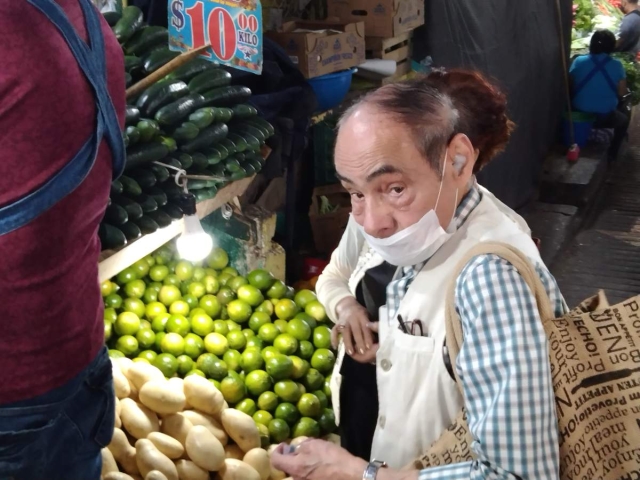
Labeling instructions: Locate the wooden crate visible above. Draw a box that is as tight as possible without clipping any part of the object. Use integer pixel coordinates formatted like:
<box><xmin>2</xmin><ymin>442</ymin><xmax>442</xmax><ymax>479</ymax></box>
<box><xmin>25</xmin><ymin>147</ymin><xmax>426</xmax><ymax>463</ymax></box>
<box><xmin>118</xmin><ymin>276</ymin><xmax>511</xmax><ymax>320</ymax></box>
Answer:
<box><xmin>308</xmin><ymin>184</ymin><xmax>351</xmax><ymax>255</ymax></box>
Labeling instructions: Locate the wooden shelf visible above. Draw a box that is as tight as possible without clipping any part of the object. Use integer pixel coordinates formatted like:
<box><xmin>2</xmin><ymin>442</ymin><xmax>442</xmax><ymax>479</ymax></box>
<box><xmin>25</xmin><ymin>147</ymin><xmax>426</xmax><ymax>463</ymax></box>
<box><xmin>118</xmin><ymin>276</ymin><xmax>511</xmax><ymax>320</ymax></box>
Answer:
<box><xmin>98</xmin><ymin>175</ymin><xmax>255</xmax><ymax>283</ymax></box>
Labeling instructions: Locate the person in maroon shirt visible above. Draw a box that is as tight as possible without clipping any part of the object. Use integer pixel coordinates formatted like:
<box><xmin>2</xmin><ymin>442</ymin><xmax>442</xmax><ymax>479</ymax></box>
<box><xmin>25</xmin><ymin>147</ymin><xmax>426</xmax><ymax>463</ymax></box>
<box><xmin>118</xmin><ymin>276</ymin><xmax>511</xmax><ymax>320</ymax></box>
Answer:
<box><xmin>0</xmin><ymin>0</ymin><xmax>125</xmax><ymax>478</ymax></box>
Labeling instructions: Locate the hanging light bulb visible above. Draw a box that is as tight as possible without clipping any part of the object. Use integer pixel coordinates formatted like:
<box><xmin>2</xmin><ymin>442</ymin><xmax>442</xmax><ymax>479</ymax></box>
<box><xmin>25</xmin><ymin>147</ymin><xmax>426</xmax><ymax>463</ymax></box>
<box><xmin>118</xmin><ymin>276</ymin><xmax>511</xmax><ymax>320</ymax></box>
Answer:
<box><xmin>175</xmin><ymin>193</ymin><xmax>213</xmax><ymax>262</ymax></box>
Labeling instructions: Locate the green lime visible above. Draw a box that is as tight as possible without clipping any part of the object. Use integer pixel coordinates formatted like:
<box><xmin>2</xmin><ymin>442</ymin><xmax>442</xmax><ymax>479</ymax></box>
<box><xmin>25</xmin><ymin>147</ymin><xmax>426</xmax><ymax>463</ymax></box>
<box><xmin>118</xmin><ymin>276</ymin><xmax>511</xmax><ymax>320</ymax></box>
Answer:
<box><xmin>304</xmin><ymin>368</ymin><xmax>325</xmax><ymax>391</ymax></box>
<box><xmin>275</xmin><ymin>299</ymin><xmax>299</xmax><ymax>320</ymax></box>
<box><xmin>249</xmin><ymin>312</ymin><xmax>271</xmax><ymax>332</ymax></box>
<box><xmin>241</xmin><ymin>349</ymin><xmax>264</xmax><ymax>373</ymax></box>
<box><xmin>182</xmin><ymin>294</ymin><xmax>199</xmax><ymax>310</ymax></box>
<box><xmin>104</xmin><ymin>293</ymin><xmax>123</xmax><ymax>309</ymax></box>
<box><xmin>213</xmin><ymin>319</ymin><xmax>229</xmax><ymax>336</ymax></box>
<box><xmin>222</xmin><ymin>267</ymin><xmax>238</xmax><ymax>276</ymax></box>
<box><xmin>154</xmin><ymin>247</ymin><xmax>173</xmax><ymax>266</ymax></box>
<box><xmin>116</xmin><ymin>335</ymin><xmax>139</xmax><ymax>357</ymax></box>
<box><xmin>116</xmin><ymin>267</ymin><xmax>137</xmax><ymax>285</ymax></box>
<box><xmin>123</xmin><ymin>298</ymin><xmax>145</xmax><ymax>318</ymax></box>
<box><xmin>245</xmin><ymin>337</ymin><xmax>264</xmax><ymax>350</ymax></box>
<box><xmin>319</xmin><ymin>408</ymin><xmax>337</xmax><ymax>434</ymax></box>
<box><xmin>143</xmin><ymin>288</ymin><xmax>159</xmax><ymax>304</ymax></box>
<box><xmin>311</xmin><ymin>349</ymin><xmax>336</xmax><ymax>374</ymax></box>
<box><xmin>124</xmin><ymin>279</ymin><xmax>146</xmax><ymax>299</ymax></box>
<box><xmin>274</xmin><ymin>334</ymin><xmax>299</xmax><ymax>355</ymax></box>
<box><xmin>199</xmin><ymin>295</ymin><xmax>221</xmax><ymax>318</ymax></box>
<box><xmin>226</xmin><ymin>300</ymin><xmax>252</xmax><ymax>323</ymax></box>
<box><xmin>204</xmin><ymin>268</ymin><xmax>217</xmax><ymax>277</ymax></box>
<box><xmin>275</xmin><ymin>402</ymin><xmax>300</xmax><ymax>426</ymax></box>
<box><xmin>136</xmin><ymin>328</ymin><xmax>156</xmax><ymax>350</ymax></box>
<box><xmin>313</xmin><ymin>326</ymin><xmax>332</xmax><ymax>349</ymax></box>
<box><xmin>155</xmin><ymin>332</ymin><xmax>166</xmax><ymax>352</ymax></box>
<box><xmin>209</xmin><ymin>359</ymin><xmax>229</xmax><ymax>381</ymax></box>
<box><xmin>165</xmin><ymin>314</ymin><xmax>190</xmax><ymax>336</ymax></box>
<box><xmin>227</xmin><ymin>330</ymin><xmax>247</xmax><ymax>350</ymax></box>
<box><xmin>266</xmin><ymin>280</ymin><xmax>287</xmax><ymax>299</ymax></box>
<box><xmin>261</xmin><ymin>346</ymin><xmax>279</xmax><ymax>362</ymax></box>
<box><xmin>226</xmin><ymin>320</ymin><xmax>241</xmax><ymax>332</ymax></box>
<box><xmin>145</xmin><ymin>302</ymin><xmax>167</xmax><ymax>321</ymax></box>
<box><xmin>298</xmin><ymin>340</ymin><xmax>314</xmax><ymax>360</ymax></box>
<box><xmin>153</xmin><ymin>353</ymin><xmax>179</xmax><ymax>378</ymax></box>
<box><xmin>290</xmin><ymin>356</ymin><xmax>310</xmax><ymax>380</ymax></box>
<box><xmin>268</xmin><ymin>418</ymin><xmax>290</xmax><ymax>443</ymax></box>
<box><xmin>108</xmin><ymin>349</ymin><xmax>125</xmax><ymax>359</ymax></box>
<box><xmin>247</xmin><ymin>269</ymin><xmax>275</xmax><ymax>291</ymax></box>
<box><xmin>175</xmin><ymin>261</ymin><xmax>194</xmax><ymax>281</ymax></box>
<box><xmin>274</xmin><ymin>380</ymin><xmax>301</xmax><ymax>403</ymax></box>
<box><xmin>237</xmin><ymin>284</ymin><xmax>264</xmax><ymax>307</ymax></box>
<box><xmin>255</xmin><ymin>300</ymin><xmax>274</xmax><ymax>316</ymax></box>
<box><xmin>104</xmin><ymin>320</ymin><xmax>113</xmax><ymax>342</ymax></box>
<box><xmin>294</xmin><ymin>312</ymin><xmax>317</xmax><ymax>331</ymax></box>
<box><xmin>258</xmin><ymin>323</ymin><xmax>279</xmax><ymax>344</ymax></box>
<box><xmin>196</xmin><ymin>353</ymin><xmax>218</xmax><ymax>376</ymax></box>
<box><xmin>151</xmin><ymin>313</ymin><xmax>170</xmax><ymax>333</ymax></box>
<box><xmin>115</xmin><ymin>312</ymin><xmax>141</xmax><ymax>336</ymax></box>
<box><xmin>293</xmin><ymin>417</ymin><xmax>321</xmax><ymax>438</ymax></box>
<box><xmin>220</xmin><ymin>307</ymin><xmax>229</xmax><ymax>320</ymax></box>
<box><xmin>220</xmin><ymin>375</ymin><xmax>246</xmax><ymax>404</ymax></box>
<box><xmin>294</xmin><ymin>289</ymin><xmax>317</xmax><ymax>310</ymax></box>
<box><xmin>324</xmin><ymin>374</ymin><xmax>332</xmax><ymax>397</ymax></box>
<box><xmin>161</xmin><ymin>332</ymin><xmax>185</xmax><ymax>356</ymax></box>
<box><xmin>189</xmin><ymin>307</ymin><xmax>207</xmax><ymax>318</ymax></box>
<box><xmin>313</xmin><ymin>390</ymin><xmax>328</xmax><ymax>409</ymax></box>
<box><xmin>163</xmin><ymin>274</ymin><xmax>181</xmax><ymax>287</ymax></box>
<box><xmin>258</xmin><ymin>391</ymin><xmax>279</xmax><ymax>412</ymax></box>
<box><xmin>169</xmin><ymin>300</ymin><xmax>190</xmax><ymax>316</ymax></box>
<box><xmin>203</xmin><ymin>276</ymin><xmax>220</xmax><ymax>295</ymax></box>
<box><xmin>223</xmin><ymin>349</ymin><xmax>242</xmax><ymax>372</ymax></box>
<box><xmin>306</xmin><ymin>301</ymin><xmax>327</xmax><ymax>323</ymax></box>
<box><xmin>253</xmin><ymin>410</ymin><xmax>273</xmax><ymax>426</ymax></box>
<box><xmin>217</xmin><ymin>272</ymin><xmax>234</xmax><ymax>287</ymax></box>
<box><xmin>204</xmin><ymin>332</ymin><xmax>229</xmax><ymax>356</ymax></box>
<box><xmin>190</xmin><ymin>312</ymin><xmax>214</xmax><ymax>336</ymax></box>
<box><xmin>287</xmin><ymin>319</ymin><xmax>312</xmax><ymax>341</ymax></box>
<box><xmin>149</xmin><ymin>264</ymin><xmax>170</xmax><ymax>282</ymax></box>
<box><xmin>177</xmin><ymin>355</ymin><xmax>195</xmax><ymax>377</ymax></box>
<box><xmin>101</xmin><ymin>280</ymin><xmax>115</xmax><ymax>297</ymax></box>
<box><xmin>139</xmin><ymin>319</ymin><xmax>151</xmax><ymax>331</ymax></box>
<box><xmin>242</xmin><ymin>329</ymin><xmax>255</xmax><ymax>339</ymax></box>
<box><xmin>227</xmin><ymin>276</ymin><xmax>249</xmax><ymax>293</ymax></box>
<box><xmin>188</xmin><ymin>282</ymin><xmax>206</xmax><ymax>299</ymax></box>
<box><xmin>297</xmin><ymin>382</ymin><xmax>307</xmax><ymax>395</ymax></box>
<box><xmin>184</xmin><ymin>333</ymin><xmax>205</xmax><ymax>359</ymax></box>
<box><xmin>132</xmin><ymin>259</ymin><xmax>150</xmax><ymax>278</ymax></box>
<box><xmin>217</xmin><ymin>287</ymin><xmax>236</xmax><ymax>306</ymax></box>
<box><xmin>186</xmin><ymin>369</ymin><xmax>206</xmax><ymax>378</ymax></box>
<box><xmin>159</xmin><ymin>285</ymin><xmax>181</xmax><ymax>306</ymax></box>
<box><xmin>148</xmin><ymin>282</ymin><xmax>163</xmax><ymax>293</ymax></box>
<box><xmin>207</xmin><ymin>248</ymin><xmax>229</xmax><ymax>270</ymax></box>
<box><xmin>236</xmin><ymin>398</ymin><xmax>257</xmax><ymax>416</ymax></box>
<box><xmin>274</xmin><ymin>319</ymin><xmax>289</xmax><ymax>334</ymax></box>
<box><xmin>133</xmin><ymin>357</ymin><xmax>150</xmax><ymax>364</ymax></box>
<box><xmin>297</xmin><ymin>393</ymin><xmax>322</xmax><ymax>418</ymax></box>
<box><xmin>285</xmin><ymin>287</ymin><xmax>296</xmax><ymax>300</ymax></box>
<box><xmin>138</xmin><ymin>350</ymin><xmax>157</xmax><ymax>363</ymax></box>
<box><xmin>245</xmin><ymin>370</ymin><xmax>273</xmax><ymax>396</ymax></box>
<box><xmin>192</xmin><ymin>267</ymin><xmax>206</xmax><ymax>281</ymax></box>
<box><xmin>104</xmin><ymin>307</ymin><xmax>118</xmax><ymax>323</ymax></box>
<box><xmin>266</xmin><ymin>354</ymin><xmax>294</xmax><ymax>381</ymax></box>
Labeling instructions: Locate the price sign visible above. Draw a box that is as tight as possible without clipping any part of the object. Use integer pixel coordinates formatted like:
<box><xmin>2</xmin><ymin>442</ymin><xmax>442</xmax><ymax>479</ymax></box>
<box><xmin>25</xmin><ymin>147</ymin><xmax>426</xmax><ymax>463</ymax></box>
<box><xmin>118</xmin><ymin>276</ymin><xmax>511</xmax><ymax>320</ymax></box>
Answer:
<box><xmin>168</xmin><ymin>0</ymin><xmax>263</xmax><ymax>74</ymax></box>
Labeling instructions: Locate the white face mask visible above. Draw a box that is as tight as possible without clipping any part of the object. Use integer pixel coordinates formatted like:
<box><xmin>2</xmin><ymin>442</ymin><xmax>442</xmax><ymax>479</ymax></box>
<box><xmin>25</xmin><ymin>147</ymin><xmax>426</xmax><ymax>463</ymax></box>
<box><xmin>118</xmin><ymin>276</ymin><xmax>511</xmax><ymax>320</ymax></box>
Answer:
<box><xmin>355</xmin><ymin>153</ymin><xmax>459</xmax><ymax>267</ymax></box>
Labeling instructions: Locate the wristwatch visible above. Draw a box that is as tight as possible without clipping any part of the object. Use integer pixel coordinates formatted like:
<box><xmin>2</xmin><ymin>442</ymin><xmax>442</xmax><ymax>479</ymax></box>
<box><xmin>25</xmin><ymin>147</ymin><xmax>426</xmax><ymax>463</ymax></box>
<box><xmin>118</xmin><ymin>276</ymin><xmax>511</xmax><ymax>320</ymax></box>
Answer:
<box><xmin>363</xmin><ymin>459</ymin><xmax>387</xmax><ymax>479</ymax></box>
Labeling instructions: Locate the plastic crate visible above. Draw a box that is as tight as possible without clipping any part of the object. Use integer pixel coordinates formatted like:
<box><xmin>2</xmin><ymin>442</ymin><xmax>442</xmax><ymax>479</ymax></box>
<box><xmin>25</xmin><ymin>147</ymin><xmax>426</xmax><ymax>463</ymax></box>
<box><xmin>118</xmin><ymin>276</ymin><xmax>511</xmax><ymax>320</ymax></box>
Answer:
<box><xmin>313</xmin><ymin>118</ymin><xmax>338</xmax><ymax>186</ymax></box>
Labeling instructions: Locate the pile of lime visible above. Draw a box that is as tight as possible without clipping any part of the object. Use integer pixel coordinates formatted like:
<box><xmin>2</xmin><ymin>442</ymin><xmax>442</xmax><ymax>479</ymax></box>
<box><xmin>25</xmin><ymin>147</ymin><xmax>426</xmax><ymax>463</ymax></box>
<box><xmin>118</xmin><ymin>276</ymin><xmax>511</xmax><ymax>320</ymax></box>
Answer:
<box><xmin>103</xmin><ymin>244</ymin><xmax>336</xmax><ymax>443</ymax></box>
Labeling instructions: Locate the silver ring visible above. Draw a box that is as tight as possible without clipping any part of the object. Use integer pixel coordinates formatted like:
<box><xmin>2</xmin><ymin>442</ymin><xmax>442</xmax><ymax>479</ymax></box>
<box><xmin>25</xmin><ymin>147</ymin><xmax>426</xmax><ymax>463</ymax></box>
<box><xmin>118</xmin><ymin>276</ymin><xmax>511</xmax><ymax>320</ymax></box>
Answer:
<box><xmin>336</xmin><ymin>324</ymin><xmax>346</xmax><ymax>331</ymax></box>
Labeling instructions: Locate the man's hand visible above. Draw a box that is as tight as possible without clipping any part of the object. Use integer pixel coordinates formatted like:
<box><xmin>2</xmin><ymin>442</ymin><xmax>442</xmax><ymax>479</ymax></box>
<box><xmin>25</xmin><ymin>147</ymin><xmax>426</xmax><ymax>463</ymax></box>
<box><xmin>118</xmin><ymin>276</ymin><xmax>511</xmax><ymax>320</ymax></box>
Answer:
<box><xmin>331</xmin><ymin>297</ymin><xmax>378</xmax><ymax>363</ymax></box>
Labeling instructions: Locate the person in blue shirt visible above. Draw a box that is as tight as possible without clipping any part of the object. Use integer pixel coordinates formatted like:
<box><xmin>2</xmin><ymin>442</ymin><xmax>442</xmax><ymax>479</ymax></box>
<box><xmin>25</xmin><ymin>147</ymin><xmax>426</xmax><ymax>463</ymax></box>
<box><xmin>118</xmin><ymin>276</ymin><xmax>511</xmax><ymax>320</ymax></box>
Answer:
<box><xmin>570</xmin><ymin>29</ymin><xmax>630</xmax><ymax>162</ymax></box>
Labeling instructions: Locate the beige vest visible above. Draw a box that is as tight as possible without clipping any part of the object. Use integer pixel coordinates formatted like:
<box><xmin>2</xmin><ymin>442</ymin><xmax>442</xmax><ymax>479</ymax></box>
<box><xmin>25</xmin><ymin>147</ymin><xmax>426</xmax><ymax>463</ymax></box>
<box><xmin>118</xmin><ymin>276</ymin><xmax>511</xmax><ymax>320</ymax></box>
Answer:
<box><xmin>329</xmin><ymin>187</ymin><xmax>542</xmax><ymax>469</ymax></box>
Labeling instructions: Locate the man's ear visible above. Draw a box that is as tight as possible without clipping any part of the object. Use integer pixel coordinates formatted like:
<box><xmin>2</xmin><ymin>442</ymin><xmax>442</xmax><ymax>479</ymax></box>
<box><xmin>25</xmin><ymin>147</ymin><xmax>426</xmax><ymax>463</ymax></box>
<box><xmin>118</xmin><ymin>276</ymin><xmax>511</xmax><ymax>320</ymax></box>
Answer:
<box><xmin>448</xmin><ymin>133</ymin><xmax>477</xmax><ymax>179</ymax></box>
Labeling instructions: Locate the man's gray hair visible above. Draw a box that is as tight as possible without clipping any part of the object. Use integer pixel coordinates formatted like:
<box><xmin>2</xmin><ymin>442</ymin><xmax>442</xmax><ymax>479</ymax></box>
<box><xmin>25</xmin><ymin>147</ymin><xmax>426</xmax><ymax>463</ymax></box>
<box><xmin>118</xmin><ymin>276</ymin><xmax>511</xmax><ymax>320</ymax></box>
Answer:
<box><xmin>338</xmin><ymin>82</ymin><xmax>460</xmax><ymax>172</ymax></box>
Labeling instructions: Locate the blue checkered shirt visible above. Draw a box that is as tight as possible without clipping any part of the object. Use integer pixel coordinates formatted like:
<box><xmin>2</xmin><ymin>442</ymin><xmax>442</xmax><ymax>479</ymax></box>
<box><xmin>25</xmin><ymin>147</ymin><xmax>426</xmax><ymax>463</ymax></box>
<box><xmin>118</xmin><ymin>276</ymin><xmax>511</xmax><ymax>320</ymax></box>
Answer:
<box><xmin>386</xmin><ymin>184</ymin><xmax>565</xmax><ymax>479</ymax></box>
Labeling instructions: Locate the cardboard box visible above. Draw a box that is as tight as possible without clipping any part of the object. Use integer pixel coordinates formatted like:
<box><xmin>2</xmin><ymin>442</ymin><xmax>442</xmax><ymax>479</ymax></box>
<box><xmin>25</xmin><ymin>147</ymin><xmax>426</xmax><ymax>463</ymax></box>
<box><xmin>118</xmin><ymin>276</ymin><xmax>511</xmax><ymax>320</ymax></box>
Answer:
<box><xmin>327</xmin><ymin>0</ymin><xmax>424</xmax><ymax>38</ymax></box>
<box><xmin>267</xmin><ymin>20</ymin><xmax>365</xmax><ymax>79</ymax></box>
<box><xmin>309</xmin><ymin>184</ymin><xmax>351</xmax><ymax>254</ymax></box>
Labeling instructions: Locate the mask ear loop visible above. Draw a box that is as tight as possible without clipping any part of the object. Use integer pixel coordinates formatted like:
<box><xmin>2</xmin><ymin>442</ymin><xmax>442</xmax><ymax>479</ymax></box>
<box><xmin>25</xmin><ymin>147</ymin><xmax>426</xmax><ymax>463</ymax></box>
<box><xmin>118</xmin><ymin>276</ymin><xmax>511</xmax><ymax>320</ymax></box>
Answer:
<box><xmin>434</xmin><ymin>148</ymin><xmax>459</xmax><ymax>230</ymax></box>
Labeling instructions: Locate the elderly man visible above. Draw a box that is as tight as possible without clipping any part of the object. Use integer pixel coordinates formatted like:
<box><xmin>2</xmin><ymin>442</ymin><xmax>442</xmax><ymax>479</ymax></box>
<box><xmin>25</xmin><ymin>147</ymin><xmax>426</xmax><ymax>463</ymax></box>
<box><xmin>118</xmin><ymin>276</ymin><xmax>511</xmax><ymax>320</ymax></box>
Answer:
<box><xmin>272</xmin><ymin>70</ymin><xmax>566</xmax><ymax>479</ymax></box>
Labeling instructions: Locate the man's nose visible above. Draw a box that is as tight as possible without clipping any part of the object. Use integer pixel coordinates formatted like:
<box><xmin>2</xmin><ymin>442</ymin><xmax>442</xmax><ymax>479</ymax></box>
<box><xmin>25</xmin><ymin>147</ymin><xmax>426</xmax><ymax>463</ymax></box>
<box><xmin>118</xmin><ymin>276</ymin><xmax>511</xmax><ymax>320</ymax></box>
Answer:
<box><xmin>362</xmin><ymin>200</ymin><xmax>395</xmax><ymax>238</ymax></box>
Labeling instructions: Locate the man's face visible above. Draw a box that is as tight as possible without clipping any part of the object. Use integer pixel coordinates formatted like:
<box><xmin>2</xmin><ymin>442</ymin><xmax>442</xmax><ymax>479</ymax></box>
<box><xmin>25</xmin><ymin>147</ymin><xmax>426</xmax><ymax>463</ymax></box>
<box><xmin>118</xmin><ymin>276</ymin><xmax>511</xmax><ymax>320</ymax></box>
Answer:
<box><xmin>622</xmin><ymin>0</ymin><xmax>631</xmax><ymax>12</ymax></box>
<box><xmin>334</xmin><ymin>107</ymin><xmax>459</xmax><ymax>239</ymax></box>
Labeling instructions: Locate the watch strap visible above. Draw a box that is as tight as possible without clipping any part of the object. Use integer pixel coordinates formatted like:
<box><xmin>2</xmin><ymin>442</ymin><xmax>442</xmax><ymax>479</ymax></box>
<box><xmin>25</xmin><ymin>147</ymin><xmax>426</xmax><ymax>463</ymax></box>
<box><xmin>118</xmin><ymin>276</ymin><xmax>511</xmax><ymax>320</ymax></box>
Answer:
<box><xmin>363</xmin><ymin>459</ymin><xmax>387</xmax><ymax>480</ymax></box>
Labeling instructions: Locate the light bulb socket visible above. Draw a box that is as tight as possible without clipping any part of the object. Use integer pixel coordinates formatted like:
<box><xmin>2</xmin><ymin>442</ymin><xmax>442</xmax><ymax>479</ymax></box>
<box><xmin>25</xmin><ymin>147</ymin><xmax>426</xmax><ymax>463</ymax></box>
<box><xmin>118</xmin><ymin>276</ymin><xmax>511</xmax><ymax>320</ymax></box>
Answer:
<box><xmin>175</xmin><ymin>193</ymin><xmax>197</xmax><ymax>216</ymax></box>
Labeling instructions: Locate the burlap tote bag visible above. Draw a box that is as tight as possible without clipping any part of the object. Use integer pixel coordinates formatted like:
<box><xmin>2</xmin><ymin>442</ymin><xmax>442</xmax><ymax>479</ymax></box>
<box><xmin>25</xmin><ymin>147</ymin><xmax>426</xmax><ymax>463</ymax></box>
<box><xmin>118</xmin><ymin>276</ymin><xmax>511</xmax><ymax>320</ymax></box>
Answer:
<box><xmin>409</xmin><ymin>241</ymin><xmax>640</xmax><ymax>480</ymax></box>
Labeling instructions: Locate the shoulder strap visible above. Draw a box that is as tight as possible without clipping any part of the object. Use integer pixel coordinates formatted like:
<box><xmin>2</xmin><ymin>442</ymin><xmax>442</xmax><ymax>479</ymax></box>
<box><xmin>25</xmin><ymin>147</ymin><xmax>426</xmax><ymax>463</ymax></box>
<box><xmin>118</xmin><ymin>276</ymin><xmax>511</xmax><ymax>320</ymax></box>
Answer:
<box><xmin>444</xmin><ymin>241</ymin><xmax>555</xmax><ymax>389</ymax></box>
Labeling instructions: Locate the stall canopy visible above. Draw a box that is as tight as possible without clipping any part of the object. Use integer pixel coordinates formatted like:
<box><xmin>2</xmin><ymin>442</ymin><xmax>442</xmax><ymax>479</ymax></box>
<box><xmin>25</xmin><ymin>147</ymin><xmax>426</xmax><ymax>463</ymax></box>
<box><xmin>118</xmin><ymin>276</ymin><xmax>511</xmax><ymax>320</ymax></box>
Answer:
<box><xmin>414</xmin><ymin>0</ymin><xmax>573</xmax><ymax>209</ymax></box>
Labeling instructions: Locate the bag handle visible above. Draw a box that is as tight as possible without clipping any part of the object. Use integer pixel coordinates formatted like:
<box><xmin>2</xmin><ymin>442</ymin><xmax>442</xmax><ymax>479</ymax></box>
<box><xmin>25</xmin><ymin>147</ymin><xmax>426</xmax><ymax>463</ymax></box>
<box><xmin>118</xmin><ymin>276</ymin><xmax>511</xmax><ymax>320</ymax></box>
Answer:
<box><xmin>444</xmin><ymin>242</ymin><xmax>556</xmax><ymax>389</ymax></box>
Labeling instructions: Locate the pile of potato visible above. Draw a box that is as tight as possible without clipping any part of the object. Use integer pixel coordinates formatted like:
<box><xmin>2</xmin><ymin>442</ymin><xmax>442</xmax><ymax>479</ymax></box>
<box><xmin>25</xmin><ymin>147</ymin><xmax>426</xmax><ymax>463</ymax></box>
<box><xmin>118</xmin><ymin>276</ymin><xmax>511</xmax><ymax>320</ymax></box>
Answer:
<box><xmin>104</xmin><ymin>357</ymin><xmax>298</xmax><ymax>480</ymax></box>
